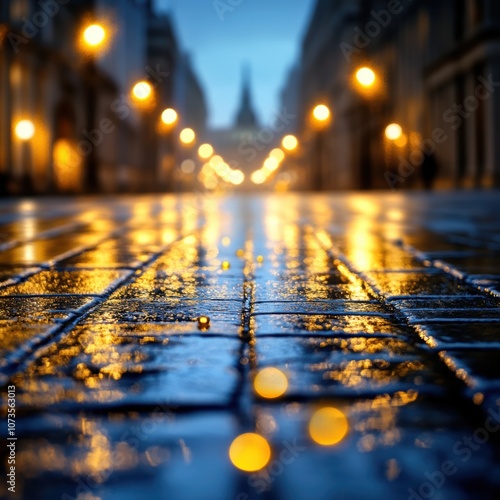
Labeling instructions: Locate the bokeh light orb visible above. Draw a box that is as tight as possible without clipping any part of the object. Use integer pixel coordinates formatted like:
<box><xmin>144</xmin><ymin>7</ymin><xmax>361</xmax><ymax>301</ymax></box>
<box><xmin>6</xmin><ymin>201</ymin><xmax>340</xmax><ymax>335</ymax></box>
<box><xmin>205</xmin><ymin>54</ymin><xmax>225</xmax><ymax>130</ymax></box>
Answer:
<box><xmin>198</xmin><ymin>143</ymin><xmax>214</xmax><ymax>159</ymax></box>
<box><xmin>132</xmin><ymin>81</ymin><xmax>152</xmax><ymax>101</ymax></box>
<box><xmin>254</xmin><ymin>367</ymin><xmax>288</xmax><ymax>399</ymax></box>
<box><xmin>385</xmin><ymin>123</ymin><xmax>403</xmax><ymax>141</ymax></box>
<box><xmin>269</xmin><ymin>148</ymin><xmax>285</xmax><ymax>162</ymax></box>
<box><xmin>180</xmin><ymin>159</ymin><xmax>195</xmax><ymax>174</ymax></box>
<box><xmin>312</xmin><ymin>104</ymin><xmax>330</xmax><ymax>122</ymax></box>
<box><xmin>251</xmin><ymin>170</ymin><xmax>266</xmax><ymax>185</ymax></box>
<box><xmin>15</xmin><ymin>120</ymin><xmax>35</xmax><ymax>141</ymax></box>
<box><xmin>83</xmin><ymin>24</ymin><xmax>106</xmax><ymax>47</ymax></box>
<box><xmin>161</xmin><ymin>108</ymin><xmax>178</xmax><ymax>125</ymax></box>
<box><xmin>309</xmin><ymin>407</ymin><xmax>348</xmax><ymax>446</ymax></box>
<box><xmin>229</xmin><ymin>433</ymin><xmax>271</xmax><ymax>472</ymax></box>
<box><xmin>180</xmin><ymin>128</ymin><xmax>196</xmax><ymax>145</ymax></box>
<box><xmin>356</xmin><ymin>67</ymin><xmax>376</xmax><ymax>88</ymax></box>
<box><xmin>282</xmin><ymin>135</ymin><xmax>298</xmax><ymax>151</ymax></box>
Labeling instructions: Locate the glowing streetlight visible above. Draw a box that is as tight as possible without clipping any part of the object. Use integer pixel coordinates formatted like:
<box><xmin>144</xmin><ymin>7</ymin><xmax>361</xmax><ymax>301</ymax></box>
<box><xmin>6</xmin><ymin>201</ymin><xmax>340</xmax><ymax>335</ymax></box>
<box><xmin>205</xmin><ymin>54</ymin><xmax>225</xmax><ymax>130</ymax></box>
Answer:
<box><xmin>356</xmin><ymin>67</ymin><xmax>377</xmax><ymax>88</ymax></box>
<box><xmin>312</xmin><ymin>104</ymin><xmax>331</xmax><ymax>123</ymax></box>
<box><xmin>385</xmin><ymin>123</ymin><xmax>403</xmax><ymax>141</ymax></box>
<box><xmin>82</xmin><ymin>24</ymin><xmax>106</xmax><ymax>48</ymax></box>
<box><xmin>198</xmin><ymin>143</ymin><xmax>214</xmax><ymax>159</ymax></box>
<box><xmin>230</xmin><ymin>170</ymin><xmax>245</xmax><ymax>185</ymax></box>
<box><xmin>180</xmin><ymin>128</ymin><xmax>196</xmax><ymax>145</ymax></box>
<box><xmin>14</xmin><ymin>120</ymin><xmax>35</xmax><ymax>141</ymax></box>
<box><xmin>251</xmin><ymin>170</ymin><xmax>266</xmax><ymax>185</ymax></box>
<box><xmin>269</xmin><ymin>148</ymin><xmax>285</xmax><ymax>162</ymax></box>
<box><xmin>282</xmin><ymin>134</ymin><xmax>298</xmax><ymax>152</ymax></box>
<box><xmin>132</xmin><ymin>81</ymin><xmax>152</xmax><ymax>101</ymax></box>
<box><xmin>161</xmin><ymin>108</ymin><xmax>178</xmax><ymax>126</ymax></box>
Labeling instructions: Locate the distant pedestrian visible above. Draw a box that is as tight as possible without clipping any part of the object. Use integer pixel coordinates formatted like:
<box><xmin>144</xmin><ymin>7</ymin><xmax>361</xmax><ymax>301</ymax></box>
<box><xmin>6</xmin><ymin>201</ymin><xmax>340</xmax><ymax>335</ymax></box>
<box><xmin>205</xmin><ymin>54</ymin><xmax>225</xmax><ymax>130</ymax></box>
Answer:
<box><xmin>421</xmin><ymin>152</ymin><xmax>438</xmax><ymax>190</ymax></box>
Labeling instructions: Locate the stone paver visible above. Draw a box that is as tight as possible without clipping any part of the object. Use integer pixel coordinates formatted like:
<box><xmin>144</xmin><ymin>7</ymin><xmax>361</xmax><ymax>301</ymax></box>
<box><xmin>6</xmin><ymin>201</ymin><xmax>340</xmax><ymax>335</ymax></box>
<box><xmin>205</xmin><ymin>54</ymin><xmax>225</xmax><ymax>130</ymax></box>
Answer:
<box><xmin>1</xmin><ymin>192</ymin><xmax>500</xmax><ymax>500</ymax></box>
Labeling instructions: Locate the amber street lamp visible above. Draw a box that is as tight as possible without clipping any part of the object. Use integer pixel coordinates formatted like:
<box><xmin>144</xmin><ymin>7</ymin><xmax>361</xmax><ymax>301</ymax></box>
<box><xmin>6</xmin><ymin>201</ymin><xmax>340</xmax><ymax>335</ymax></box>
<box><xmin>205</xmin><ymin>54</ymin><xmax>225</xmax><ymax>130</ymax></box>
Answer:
<box><xmin>80</xmin><ymin>22</ymin><xmax>109</xmax><ymax>192</ymax></box>
<box><xmin>311</xmin><ymin>104</ymin><xmax>331</xmax><ymax>191</ymax></box>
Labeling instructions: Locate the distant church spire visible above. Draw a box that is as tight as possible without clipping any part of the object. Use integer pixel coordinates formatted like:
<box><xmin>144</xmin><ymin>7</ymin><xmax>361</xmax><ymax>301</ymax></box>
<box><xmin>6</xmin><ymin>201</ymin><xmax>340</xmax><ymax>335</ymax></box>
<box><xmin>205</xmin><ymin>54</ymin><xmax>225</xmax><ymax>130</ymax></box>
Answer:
<box><xmin>235</xmin><ymin>65</ymin><xmax>258</xmax><ymax>128</ymax></box>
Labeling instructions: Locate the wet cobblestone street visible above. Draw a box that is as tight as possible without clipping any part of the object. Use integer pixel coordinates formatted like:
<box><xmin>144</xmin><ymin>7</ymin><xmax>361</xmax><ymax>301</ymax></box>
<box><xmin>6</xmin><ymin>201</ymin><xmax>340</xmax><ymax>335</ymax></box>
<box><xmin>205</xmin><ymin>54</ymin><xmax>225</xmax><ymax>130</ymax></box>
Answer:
<box><xmin>1</xmin><ymin>192</ymin><xmax>500</xmax><ymax>500</ymax></box>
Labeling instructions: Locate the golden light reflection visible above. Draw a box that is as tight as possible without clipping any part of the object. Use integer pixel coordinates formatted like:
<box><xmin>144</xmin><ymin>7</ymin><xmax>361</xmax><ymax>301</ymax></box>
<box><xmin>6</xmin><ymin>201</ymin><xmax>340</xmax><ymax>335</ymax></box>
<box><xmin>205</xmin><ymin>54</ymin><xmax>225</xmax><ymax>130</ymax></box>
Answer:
<box><xmin>254</xmin><ymin>367</ymin><xmax>288</xmax><ymax>399</ymax></box>
<box><xmin>309</xmin><ymin>407</ymin><xmax>348</xmax><ymax>446</ymax></box>
<box><xmin>197</xmin><ymin>316</ymin><xmax>210</xmax><ymax>330</ymax></box>
<box><xmin>229</xmin><ymin>433</ymin><xmax>271</xmax><ymax>472</ymax></box>
<box><xmin>221</xmin><ymin>260</ymin><xmax>231</xmax><ymax>270</ymax></box>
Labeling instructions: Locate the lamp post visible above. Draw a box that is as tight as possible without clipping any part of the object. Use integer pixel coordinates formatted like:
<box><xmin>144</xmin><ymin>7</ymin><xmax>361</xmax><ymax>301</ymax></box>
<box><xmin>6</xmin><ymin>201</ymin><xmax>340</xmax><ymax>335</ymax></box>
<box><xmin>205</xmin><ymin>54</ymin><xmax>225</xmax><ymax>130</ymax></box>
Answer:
<box><xmin>311</xmin><ymin>104</ymin><xmax>331</xmax><ymax>191</ymax></box>
<box><xmin>354</xmin><ymin>66</ymin><xmax>378</xmax><ymax>190</ymax></box>
<box><xmin>81</xmin><ymin>21</ymin><xmax>107</xmax><ymax>192</ymax></box>
<box><xmin>14</xmin><ymin>119</ymin><xmax>35</xmax><ymax>193</ymax></box>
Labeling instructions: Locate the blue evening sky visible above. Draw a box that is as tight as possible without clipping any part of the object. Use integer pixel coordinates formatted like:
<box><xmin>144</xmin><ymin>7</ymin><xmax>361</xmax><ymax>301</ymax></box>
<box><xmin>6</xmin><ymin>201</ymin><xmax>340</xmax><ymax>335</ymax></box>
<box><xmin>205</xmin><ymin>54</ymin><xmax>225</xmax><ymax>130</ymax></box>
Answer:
<box><xmin>157</xmin><ymin>0</ymin><xmax>316</xmax><ymax>128</ymax></box>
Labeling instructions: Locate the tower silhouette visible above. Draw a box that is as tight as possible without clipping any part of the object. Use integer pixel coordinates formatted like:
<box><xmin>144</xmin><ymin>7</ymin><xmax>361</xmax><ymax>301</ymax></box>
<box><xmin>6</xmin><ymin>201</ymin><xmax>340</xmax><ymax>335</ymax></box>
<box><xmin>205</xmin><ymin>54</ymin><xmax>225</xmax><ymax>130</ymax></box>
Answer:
<box><xmin>234</xmin><ymin>65</ymin><xmax>259</xmax><ymax>129</ymax></box>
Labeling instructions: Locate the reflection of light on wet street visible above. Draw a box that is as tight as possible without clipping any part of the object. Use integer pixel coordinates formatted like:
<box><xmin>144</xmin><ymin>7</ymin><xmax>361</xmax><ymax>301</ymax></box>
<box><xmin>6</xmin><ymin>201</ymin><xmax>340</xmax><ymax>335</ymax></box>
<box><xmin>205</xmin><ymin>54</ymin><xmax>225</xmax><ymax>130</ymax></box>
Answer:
<box><xmin>1</xmin><ymin>193</ymin><xmax>500</xmax><ymax>498</ymax></box>
<box><xmin>229</xmin><ymin>433</ymin><xmax>271</xmax><ymax>472</ymax></box>
<box><xmin>308</xmin><ymin>407</ymin><xmax>348</xmax><ymax>446</ymax></box>
<box><xmin>254</xmin><ymin>367</ymin><xmax>288</xmax><ymax>399</ymax></box>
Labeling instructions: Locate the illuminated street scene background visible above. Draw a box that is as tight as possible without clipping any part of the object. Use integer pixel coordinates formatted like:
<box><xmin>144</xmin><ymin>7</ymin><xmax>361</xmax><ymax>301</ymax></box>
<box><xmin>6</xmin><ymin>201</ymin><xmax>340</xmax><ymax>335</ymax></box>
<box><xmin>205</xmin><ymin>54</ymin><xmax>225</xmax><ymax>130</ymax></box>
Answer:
<box><xmin>1</xmin><ymin>1</ymin><xmax>500</xmax><ymax>499</ymax></box>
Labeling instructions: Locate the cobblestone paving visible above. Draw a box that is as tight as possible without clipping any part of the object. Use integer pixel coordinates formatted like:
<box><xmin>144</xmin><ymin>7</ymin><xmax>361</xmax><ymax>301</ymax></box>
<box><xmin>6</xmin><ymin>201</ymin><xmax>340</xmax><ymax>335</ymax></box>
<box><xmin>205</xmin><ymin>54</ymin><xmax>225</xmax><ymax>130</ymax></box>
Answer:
<box><xmin>1</xmin><ymin>193</ymin><xmax>500</xmax><ymax>500</ymax></box>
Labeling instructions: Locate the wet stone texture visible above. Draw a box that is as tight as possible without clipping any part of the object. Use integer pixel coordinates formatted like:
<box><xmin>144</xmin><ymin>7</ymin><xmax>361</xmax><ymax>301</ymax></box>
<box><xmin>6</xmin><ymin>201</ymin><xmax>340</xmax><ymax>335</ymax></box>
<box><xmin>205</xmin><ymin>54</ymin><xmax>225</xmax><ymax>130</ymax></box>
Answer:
<box><xmin>1</xmin><ymin>193</ymin><xmax>500</xmax><ymax>500</ymax></box>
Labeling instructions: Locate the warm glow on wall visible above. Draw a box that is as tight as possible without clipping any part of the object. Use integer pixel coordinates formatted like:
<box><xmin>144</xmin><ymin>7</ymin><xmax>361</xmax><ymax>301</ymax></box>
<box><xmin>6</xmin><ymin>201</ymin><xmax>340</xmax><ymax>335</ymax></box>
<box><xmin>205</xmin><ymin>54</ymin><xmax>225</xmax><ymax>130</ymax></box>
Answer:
<box><xmin>229</xmin><ymin>433</ymin><xmax>271</xmax><ymax>472</ymax></box>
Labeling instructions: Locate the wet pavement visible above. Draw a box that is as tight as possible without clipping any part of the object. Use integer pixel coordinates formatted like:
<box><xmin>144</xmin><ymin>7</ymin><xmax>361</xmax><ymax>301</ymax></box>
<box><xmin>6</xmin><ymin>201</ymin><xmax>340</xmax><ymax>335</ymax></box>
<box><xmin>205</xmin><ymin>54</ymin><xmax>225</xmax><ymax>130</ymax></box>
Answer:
<box><xmin>1</xmin><ymin>192</ymin><xmax>500</xmax><ymax>500</ymax></box>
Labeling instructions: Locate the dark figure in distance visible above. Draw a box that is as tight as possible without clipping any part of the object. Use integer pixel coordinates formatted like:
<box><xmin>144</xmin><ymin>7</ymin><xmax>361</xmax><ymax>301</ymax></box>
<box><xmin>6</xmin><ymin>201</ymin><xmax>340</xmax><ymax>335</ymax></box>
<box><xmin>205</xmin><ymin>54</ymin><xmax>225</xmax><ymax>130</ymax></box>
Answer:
<box><xmin>421</xmin><ymin>152</ymin><xmax>438</xmax><ymax>190</ymax></box>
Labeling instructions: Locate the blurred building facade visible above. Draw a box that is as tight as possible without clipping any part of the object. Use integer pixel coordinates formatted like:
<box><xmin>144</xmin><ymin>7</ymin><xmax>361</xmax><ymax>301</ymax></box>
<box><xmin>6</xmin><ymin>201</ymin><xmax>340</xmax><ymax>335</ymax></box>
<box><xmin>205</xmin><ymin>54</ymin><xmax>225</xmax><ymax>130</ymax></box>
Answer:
<box><xmin>291</xmin><ymin>0</ymin><xmax>500</xmax><ymax>190</ymax></box>
<box><xmin>0</xmin><ymin>0</ymin><xmax>207</xmax><ymax>195</ymax></box>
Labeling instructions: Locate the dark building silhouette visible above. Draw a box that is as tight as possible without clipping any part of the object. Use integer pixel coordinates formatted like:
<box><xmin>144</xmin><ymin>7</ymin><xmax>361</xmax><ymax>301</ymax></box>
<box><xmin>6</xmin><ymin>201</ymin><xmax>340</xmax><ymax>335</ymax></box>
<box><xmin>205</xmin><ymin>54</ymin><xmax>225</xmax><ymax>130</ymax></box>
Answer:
<box><xmin>235</xmin><ymin>66</ymin><xmax>259</xmax><ymax>129</ymax></box>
